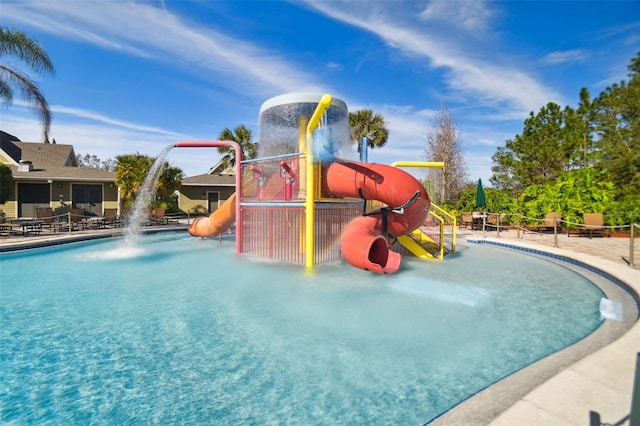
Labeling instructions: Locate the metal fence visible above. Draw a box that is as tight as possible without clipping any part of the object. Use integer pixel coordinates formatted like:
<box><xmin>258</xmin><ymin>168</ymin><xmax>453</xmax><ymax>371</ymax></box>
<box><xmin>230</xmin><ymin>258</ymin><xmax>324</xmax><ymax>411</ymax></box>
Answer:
<box><xmin>473</xmin><ymin>212</ymin><xmax>638</xmax><ymax>268</ymax></box>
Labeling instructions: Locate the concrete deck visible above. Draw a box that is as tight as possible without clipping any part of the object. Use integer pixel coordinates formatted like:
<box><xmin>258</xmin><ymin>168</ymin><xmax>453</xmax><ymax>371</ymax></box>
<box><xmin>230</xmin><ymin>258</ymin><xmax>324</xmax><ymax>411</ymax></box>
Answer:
<box><xmin>448</xmin><ymin>228</ymin><xmax>639</xmax><ymax>426</ymax></box>
<box><xmin>1</xmin><ymin>225</ymin><xmax>638</xmax><ymax>425</ymax></box>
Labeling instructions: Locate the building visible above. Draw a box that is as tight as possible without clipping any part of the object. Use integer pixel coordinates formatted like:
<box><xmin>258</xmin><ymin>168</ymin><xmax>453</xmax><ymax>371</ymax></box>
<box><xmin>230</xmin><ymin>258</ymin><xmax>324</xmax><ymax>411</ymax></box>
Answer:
<box><xmin>0</xmin><ymin>131</ymin><xmax>117</xmax><ymax>218</ymax></box>
<box><xmin>178</xmin><ymin>160</ymin><xmax>236</xmax><ymax>215</ymax></box>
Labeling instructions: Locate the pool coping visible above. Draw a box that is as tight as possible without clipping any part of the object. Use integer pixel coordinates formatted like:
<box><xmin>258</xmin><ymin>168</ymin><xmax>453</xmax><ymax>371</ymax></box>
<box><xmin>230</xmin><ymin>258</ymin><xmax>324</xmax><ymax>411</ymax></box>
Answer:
<box><xmin>431</xmin><ymin>235</ymin><xmax>640</xmax><ymax>426</ymax></box>
<box><xmin>0</xmin><ymin>224</ymin><xmax>189</xmax><ymax>253</ymax></box>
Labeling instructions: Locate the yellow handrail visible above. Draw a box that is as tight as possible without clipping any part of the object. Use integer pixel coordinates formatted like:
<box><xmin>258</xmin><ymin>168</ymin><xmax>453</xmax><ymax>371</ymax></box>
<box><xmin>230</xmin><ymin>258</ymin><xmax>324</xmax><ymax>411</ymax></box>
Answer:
<box><xmin>390</xmin><ymin>161</ymin><xmax>445</xmax><ymax>169</ymax></box>
<box><xmin>430</xmin><ymin>202</ymin><xmax>457</xmax><ymax>253</ymax></box>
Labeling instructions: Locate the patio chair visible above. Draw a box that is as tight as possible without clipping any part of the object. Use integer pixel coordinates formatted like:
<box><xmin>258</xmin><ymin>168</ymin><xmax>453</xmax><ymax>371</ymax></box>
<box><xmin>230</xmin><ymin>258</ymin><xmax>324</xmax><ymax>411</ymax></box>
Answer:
<box><xmin>580</xmin><ymin>212</ymin><xmax>606</xmax><ymax>238</ymax></box>
<box><xmin>103</xmin><ymin>208</ymin><xmax>121</xmax><ymax>228</ymax></box>
<box><xmin>0</xmin><ymin>210</ymin><xmax>21</xmax><ymax>236</ymax></box>
<box><xmin>460</xmin><ymin>212</ymin><xmax>473</xmax><ymax>229</ymax></box>
<box><xmin>149</xmin><ymin>207</ymin><xmax>167</xmax><ymax>225</ymax></box>
<box><xmin>36</xmin><ymin>207</ymin><xmax>64</xmax><ymax>233</ymax></box>
<box><xmin>486</xmin><ymin>213</ymin><xmax>507</xmax><ymax>230</ymax></box>
<box><xmin>68</xmin><ymin>208</ymin><xmax>88</xmax><ymax>230</ymax></box>
<box><xmin>524</xmin><ymin>212</ymin><xmax>562</xmax><ymax>233</ymax></box>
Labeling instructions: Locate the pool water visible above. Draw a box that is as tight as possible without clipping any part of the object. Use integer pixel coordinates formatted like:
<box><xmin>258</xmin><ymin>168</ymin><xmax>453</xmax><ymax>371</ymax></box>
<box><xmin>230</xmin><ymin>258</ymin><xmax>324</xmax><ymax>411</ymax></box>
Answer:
<box><xmin>1</xmin><ymin>233</ymin><xmax>604</xmax><ymax>424</ymax></box>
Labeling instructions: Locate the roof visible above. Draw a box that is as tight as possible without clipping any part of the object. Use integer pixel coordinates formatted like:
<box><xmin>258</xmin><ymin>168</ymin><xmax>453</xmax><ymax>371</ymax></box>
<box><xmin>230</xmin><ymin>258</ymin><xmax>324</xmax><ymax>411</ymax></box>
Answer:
<box><xmin>207</xmin><ymin>159</ymin><xmax>235</xmax><ymax>175</ymax></box>
<box><xmin>181</xmin><ymin>173</ymin><xmax>236</xmax><ymax>186</ymax></box>
<box><xmin>0</xmin><ymin>137</ymin><xmax>114</xmax><ymax>181</ymax></box>
<box><xmin>11</xmin><ymin>166</ymin><xmax>115</xmax><ymax>181</ymax></box>
<box><xmin>13</xmin><ymin>141</ymin><xmax>77</xmax><ymax>167</ymax></box>
<box><xmin>0</xmin><ymin>131</ymin><xmax>22</xmax><ymax>164</ymax></box>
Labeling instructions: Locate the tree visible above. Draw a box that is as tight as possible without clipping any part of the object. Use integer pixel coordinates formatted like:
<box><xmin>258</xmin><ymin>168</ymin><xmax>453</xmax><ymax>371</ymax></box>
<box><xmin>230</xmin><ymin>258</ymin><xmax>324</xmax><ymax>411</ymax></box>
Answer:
<box><xmin>562</xmin><ymin>89</ymin><xmax>597</xmax><ymax>171</ymax></box>
<box><xmin>349</xmin><ymin>109</ymin><xmax>389</xmax><ymax>153</ymax></box>
<box><xmin>0</xmin><ymin>163</ymin><xmax>13</xmax><ymax>204</ymax></box>
<box><xmin>156</xmin><ymin>166</ymin><xmax>178</xmax><ymax>199</ymax></box>
<box><xmin>76</xmin><ymin>152</ymin><xmax>117</xmax><ymax>171</ymax></box>
<box><xmin>492</xmin><ymin>52</ymin><xmax>640</xmax><ymax>200</ymax></box>
<box><xmin>592</xmin><ymin>51</ymin><xmax>640</xmax><ymax>199</ymax></box>
<box><xmin>115</xmin><ymin>154</ymin><xmax>154</xmax><ymax>208</ymax></box>
<box><xmin>424</xmin><ymin>103</ymin><xmax>468</xmax><ymax>203</ymax></box>
<box><xmin>0</xmin><ymin>27</ymin><xmax>55</xmax><ymax>143</ymax></box>
<box><xmin>115</xmin><ymin>153</ymin><xmax>183</xmax><ymax>210</ymax></box>
<box><xmin>217</xmin><ymin>125</ymin><xmax>257</xmax><ymax>168</ymax></box>
<box><xmin>490</xmin><ymin>102</ymin><xmax>568</xmax><ymax>193</ymax></box>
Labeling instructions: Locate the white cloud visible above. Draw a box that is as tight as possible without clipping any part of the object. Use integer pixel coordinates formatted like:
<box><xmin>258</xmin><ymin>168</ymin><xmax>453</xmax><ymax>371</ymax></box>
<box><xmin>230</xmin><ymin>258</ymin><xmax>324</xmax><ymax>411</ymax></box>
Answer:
<box><xmin>50</xmin><ymin>105</ymin><xmax>187</xmax><ymax>139</ymax></box>
<box><xmin>2</xmin><ymin>1</ymin><xmax>329</xmax><ymax>97</ymax></box>
<box><xmin>543</xmin><ymin>50</ymin><xmax>588</xmax><ymax>64</ymax></box>
<box><xmin>419</xmin><ymin>0</ymin><xmax>495</xmax><ymax>33</ymax></box>
<box><xmin>2</xmin><ymin>105</ymin><xmax>217</xmax><ymax>176</ymax></box>
<box><xmin>304</xmin><ymin>0</ymin><xmax>563</xmax><ymax>114</ymax></box>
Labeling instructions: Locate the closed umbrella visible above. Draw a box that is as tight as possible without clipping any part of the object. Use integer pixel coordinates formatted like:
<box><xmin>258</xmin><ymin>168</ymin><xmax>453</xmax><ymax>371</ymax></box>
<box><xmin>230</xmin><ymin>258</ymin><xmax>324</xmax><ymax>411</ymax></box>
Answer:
<box><xmin>475</xmin><ymin>178</ymin><xmax>486</xmax><ymax>209</ymax></box>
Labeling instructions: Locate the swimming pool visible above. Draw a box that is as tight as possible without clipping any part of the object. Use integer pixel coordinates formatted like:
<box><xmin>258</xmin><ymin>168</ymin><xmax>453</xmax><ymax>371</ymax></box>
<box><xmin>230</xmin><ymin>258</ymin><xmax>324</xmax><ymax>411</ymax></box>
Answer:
<box><xmin>1</xmin><ymin>232</ymin><xmax>605</xmax><ymax>424</ymax></box>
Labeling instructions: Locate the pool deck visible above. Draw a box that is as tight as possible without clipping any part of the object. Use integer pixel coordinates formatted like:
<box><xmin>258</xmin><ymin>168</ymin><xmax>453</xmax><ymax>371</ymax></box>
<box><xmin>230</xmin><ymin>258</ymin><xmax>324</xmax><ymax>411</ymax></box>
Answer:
<box><xmin>1</xmin><ymin>225</ymin><xmax>638</xmax><ymax>425</ymax></box>
<box><xmin>458</xmin><ymin>228</ymin><xmax>639</xmax><ymax>426</ymax></box>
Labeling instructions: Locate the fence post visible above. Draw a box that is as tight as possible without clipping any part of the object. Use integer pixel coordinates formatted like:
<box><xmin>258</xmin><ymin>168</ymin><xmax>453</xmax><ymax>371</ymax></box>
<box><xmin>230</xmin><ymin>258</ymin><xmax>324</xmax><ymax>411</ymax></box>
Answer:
<box><xmin>631</xmin><ymin>223</ymin><xmax>636</xmax><ymax>268</ymax></box>
<box><xmin>482</xmin><ymin>213</ymin><xmax>486</xmax><ymax>238</ymax></box>
<box><xmin>629</xmin><ymin>352</ymin><xmax>640</xmax><ymax>426</ymax></box>
<box><xmin>553</xmin><ymin>218</ymin><xmax>559</xmax><ymax>248</ymax></box>
<box><xmin>68</xmin><ymin>211</ymin><xmax>71</xmax><ymax>235</ymax></box>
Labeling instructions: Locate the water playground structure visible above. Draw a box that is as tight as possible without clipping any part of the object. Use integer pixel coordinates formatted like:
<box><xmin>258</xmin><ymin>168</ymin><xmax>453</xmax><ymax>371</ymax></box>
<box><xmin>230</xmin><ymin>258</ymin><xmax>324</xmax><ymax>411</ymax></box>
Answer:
<box><xmin>180</xmin><ymin>93</ymin><xmax>456</xmax><ymax>273</ymax></box>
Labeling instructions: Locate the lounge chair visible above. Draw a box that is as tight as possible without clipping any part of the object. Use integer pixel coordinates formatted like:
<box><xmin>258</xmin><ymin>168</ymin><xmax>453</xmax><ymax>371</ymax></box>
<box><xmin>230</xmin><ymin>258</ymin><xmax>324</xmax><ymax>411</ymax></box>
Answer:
<box><xmin>580</xmin><ymin>212</ymin><xmax>606</xmax><ymax>238</ymax></box>
<box><xmin>524</xmin><ymin>212</ymin><xmax>562</xmax><ymax>233</ymax></box>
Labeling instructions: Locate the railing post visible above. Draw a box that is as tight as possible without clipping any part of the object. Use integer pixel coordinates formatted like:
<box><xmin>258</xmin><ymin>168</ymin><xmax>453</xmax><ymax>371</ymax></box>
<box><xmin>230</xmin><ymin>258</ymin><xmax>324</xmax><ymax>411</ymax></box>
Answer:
<box><xmin>553</xmin><ymin>218</ymin><xmax>558</xmax><ymax>248</ymax></box>
<box><xmin>631</xmin><ymin>223</ymin><xmax>636</xmax><ymax>268</ymax></box>
<box><xmin>482</xmin><ymin>213</ymin><xmax>486</xmax><ymax>238</ymax></box>
<box><xmin>497</xmin><ymin>214</ymin><xmax>501</xmax><ymax>238</ymax></box>
<box><xmin>630</xmin><ymin>352</ymin><xmax>640</xmax><ymax>426</ymax></box>
<box><xmin>68</xmin><ymin>211</ymin><xmax>71</xmax><ymax>235</ymax></box>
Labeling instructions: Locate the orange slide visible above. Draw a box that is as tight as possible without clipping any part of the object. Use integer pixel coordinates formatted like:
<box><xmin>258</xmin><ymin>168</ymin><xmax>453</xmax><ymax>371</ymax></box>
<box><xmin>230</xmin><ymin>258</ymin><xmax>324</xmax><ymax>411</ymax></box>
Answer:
<box><xmin>323</xmin><ymin>161</ymin><xmax>431</xmax><ymax>274</ymax></box>
<box><xmin>188</xmin><ymin>193</ymin><xmax>236</xmax><ymax>238</ymax></box>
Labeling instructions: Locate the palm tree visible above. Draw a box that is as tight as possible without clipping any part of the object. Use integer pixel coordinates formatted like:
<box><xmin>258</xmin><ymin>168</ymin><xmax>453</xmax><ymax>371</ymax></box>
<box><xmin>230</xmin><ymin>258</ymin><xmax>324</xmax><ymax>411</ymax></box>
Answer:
<box><xmin>217</xmin><ymin>125</ymin><xmax>258</xmax><ymax>168</ymax></box>
<box><xmin>156</xmin><ymin>164</ymin><xmax>183</xmax><ymax>200</ymax></box>
<box><xmin>0</xmin><ymin>27</ymin><xmax>55</xmax><ymax>143</ymax></box>
<box><xmin>115</xmin><ymin>154</ymin><xmax>154</xmax><ymax>207</ymax></box>
<box><xmin>349</xmin><ymin>109</ymin><xmax>389</xmax><ymax>153</ymax></box>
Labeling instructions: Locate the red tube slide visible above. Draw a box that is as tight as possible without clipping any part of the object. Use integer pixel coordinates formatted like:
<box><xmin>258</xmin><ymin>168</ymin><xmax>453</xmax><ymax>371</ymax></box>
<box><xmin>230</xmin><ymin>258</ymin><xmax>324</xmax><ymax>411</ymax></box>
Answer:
<box><xmin>188</xmin><ymin>193</ymin><xmax>236</xmax><ymax>238</ymax></box>
<box><xmin>323</xmin><ymin>162</ymin><xmax>430</xmax><ymax>274</ymax></box>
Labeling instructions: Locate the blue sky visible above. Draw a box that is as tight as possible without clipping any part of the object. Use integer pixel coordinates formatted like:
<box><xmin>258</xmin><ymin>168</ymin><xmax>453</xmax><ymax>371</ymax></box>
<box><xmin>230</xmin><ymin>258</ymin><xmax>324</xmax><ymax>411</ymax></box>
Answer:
<box><xmin>2</xmin><ymin>1</ymin><xmax>639</xmax><ymax>184</ymax></box>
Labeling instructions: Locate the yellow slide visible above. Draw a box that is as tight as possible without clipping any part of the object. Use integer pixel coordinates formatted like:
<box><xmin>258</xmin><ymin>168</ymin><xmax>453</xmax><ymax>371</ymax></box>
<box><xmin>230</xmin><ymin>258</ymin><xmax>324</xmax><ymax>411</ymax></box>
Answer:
<box><xmin>188</xmin><ymin>193</ymin><xmax>236</xmax><ymax>238</ymax></box>
<box><xmin>397</xmin><ymin>229</ymin><xmax>438</xmax><ymax>260</ymax></box>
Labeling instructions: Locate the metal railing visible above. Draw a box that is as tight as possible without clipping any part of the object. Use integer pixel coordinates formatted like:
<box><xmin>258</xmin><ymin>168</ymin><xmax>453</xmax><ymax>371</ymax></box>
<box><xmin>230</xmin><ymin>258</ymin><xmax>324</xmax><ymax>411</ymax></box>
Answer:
<box><xmin>468</xmin><ymin>212</ymin><xmax>638</xmax><ymax>268</ymax></box>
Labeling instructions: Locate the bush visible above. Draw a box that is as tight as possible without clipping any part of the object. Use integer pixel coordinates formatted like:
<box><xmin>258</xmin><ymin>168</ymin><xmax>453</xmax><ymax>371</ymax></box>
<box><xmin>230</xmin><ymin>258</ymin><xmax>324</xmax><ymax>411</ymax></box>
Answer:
<box><xmin>519</xmin><ymin>169</ymin><xmax>616</xmax><ymax>228</ymax></box>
